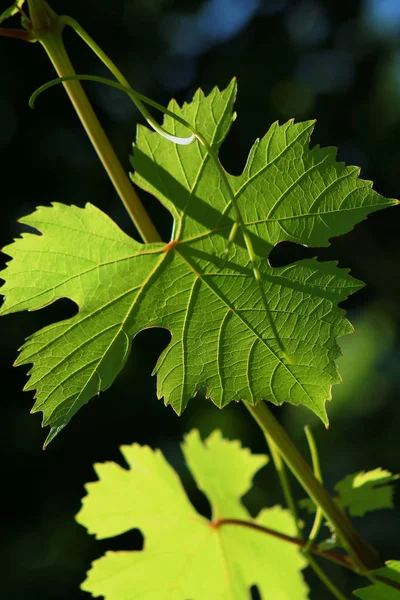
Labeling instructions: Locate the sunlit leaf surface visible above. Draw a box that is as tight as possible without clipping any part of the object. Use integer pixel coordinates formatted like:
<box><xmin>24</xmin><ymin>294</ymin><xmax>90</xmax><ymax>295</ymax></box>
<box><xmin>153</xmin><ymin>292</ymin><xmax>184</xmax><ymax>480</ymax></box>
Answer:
<box><xmin>1</xmin><ymin>80</ymin><xmax>396</xmax><ymax>444</ymax></box>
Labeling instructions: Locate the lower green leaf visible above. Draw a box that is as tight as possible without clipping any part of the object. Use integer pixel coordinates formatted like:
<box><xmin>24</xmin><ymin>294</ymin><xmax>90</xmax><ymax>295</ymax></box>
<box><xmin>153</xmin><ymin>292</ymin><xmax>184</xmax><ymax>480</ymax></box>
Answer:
<box><xmin>76</xmin><ymin>430</ymin><xmax>309</xmax><ymax>599</ymax></box>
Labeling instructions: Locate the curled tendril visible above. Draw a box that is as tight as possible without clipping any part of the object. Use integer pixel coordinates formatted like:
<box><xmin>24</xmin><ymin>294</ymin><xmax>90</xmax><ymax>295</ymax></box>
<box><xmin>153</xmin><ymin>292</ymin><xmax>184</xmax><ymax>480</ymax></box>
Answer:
<box><xmin>29</xmin><ymin>74</ymin><xmax>197</xmax><ymax>146</ymax></box>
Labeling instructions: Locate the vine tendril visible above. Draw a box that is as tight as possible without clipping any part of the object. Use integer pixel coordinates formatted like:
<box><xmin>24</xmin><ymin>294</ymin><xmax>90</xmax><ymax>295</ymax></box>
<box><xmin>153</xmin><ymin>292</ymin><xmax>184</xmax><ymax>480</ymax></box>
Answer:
<box><xmin>29</xmin><ymin>74</ymin><xmax>196</xmax><ymax>146</ymax></box>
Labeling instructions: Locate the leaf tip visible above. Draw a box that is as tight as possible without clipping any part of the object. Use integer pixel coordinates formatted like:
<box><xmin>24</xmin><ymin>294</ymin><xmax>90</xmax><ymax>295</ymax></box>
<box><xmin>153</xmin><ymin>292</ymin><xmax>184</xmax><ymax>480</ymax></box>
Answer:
<box><xmin>43</xmin><ymin>423</ymin><xmax>66</xmax><ymax>449</ymax></box>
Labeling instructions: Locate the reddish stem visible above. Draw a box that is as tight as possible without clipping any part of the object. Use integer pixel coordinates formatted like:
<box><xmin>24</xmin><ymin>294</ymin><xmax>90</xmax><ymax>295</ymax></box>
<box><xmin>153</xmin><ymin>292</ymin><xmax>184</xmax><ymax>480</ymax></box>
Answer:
<box><xmin>211</xmin><ymin>518</ymin><xmax>353</xmax><ymax>570</ymax></box>
<box><xmin>0</xmin><ymin>27</ymin><xmax>31</xmax><ymax>41</ymax></box>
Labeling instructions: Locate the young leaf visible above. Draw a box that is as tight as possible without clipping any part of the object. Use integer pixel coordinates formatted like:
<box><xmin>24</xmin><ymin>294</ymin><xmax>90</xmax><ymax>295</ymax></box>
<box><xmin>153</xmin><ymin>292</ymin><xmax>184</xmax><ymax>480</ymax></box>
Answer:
<box><xmin>353</xmin><ymin>561</ymin><xmax>400</xmax><ymax>599</ymax></box>
<box><xmin>299</xmin><ymin>468</ymin><xmax>398</xmax><ymax>551</ymax></box>
<box><xmin>76</xmin><ymin>430</ymin><xmax>309</xmax><ymax>599</ymax></box>
<box><xmin>335</xmin><ymin>468</ymin><xmax>399</xmax><ymax>517</ymax></box>
<box><xmin>0</xmin><ymin>80</ymin><xmax>397</xmax><ymax>444</ymax></box>
<box><xmin>301</xmin><ymin>468</ymin><xmax>398</xmax><ymax>518</ymax></box>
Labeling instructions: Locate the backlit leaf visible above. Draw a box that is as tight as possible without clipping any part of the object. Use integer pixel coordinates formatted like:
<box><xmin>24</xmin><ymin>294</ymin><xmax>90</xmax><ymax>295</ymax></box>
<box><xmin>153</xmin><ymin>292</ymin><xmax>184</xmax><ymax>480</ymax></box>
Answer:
<box><xmin>335</xmin><ymin>468</ymin><xmax>399</xmax><ymax>517</ymax></box>
<box><xmin>76</xmin><ymin>430</ymin><xmax>309</xmax><ymax>599</ymax></box>
<box><xmin>1</xmin><ymin>80</ymin><xmax>397</xmax><ymax>444</ymax></box>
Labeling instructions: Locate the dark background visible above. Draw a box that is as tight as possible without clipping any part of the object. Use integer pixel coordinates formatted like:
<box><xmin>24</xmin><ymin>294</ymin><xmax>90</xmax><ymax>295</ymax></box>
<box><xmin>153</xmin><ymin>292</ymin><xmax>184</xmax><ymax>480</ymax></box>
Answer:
<box><xmin>1</xmin><ymin>0</ymin><xmax>400</xmax><ymax>598</ymax></box>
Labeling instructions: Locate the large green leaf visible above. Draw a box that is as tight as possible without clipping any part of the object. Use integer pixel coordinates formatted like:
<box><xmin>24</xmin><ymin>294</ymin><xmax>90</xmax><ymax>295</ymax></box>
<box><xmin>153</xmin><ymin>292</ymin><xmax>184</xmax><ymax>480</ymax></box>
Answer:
<box><xmin>76</xmin><ymin>430</ymin><xmax>309</xmax><ymax>599</ymax></box>
<box><xmin>0</xmin><ymin>80</ymin><xmax>397</xmax><ymax>444</ymax></box>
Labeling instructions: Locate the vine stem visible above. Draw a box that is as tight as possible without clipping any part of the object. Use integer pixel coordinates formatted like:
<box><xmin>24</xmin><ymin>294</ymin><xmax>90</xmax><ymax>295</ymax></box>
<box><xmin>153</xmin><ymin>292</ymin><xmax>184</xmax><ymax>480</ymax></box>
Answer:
<box><xmin>267</xmin><ymin>436</ymin><xmax>302</xmax><ymax>535</ymax></box>
<box><xmin>265</xmin><ymin>424</ymin><xmax>350</xmax><ymax>600</ymax></box>
<box><xmin>245</xmin><ymin>402</ymin><xmax>382</xmax><ymax>572</ymax></box>
<box><xmin>27</xmin><ymin>2</ymin><xmax>160</xmax><ymax>244</ymax></box>
<box><xmin>306</xmin><ymin>555</ymin><xmax>350</xmax><ymax>600</ymax></box>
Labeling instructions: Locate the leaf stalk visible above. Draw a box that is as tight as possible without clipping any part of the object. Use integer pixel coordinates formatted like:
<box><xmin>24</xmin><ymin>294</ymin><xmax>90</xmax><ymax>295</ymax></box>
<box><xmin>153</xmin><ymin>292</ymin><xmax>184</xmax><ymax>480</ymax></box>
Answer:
<box><xmin>212</xmin><ymin>518</ymin><xmax>352</xmax><ymax>570</ymax></box>
<box><xmin>0</xmin><ymin>26</ymin><xmax>31</xmax><ymax>40</ymax></box>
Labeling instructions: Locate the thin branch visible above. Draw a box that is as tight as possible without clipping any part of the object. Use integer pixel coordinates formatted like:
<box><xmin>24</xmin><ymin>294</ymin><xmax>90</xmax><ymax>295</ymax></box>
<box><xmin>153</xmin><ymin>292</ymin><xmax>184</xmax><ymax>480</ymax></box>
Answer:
<box><xmin>266</xmin><ymin>435</ymin><xmax>302</xmax><ymax>536</ymax></box>
<box><xmin>304</xmin><ymin>425</ymin><xmax>325</xmax><ymax>552</ymax></box>
<box><xmin>306</xmin><ymin>555</ymin><xmax>350</xmax><ymax>600</ymax></box>
<box><xmin>0</xmin><ymin>27</ymin><xmax>31</xmax><ymax>40</ymax></box>
<box><xmin>211</xmin><ymin>518</ymin><xmax>353</xmax><ymax>570</ymax></box>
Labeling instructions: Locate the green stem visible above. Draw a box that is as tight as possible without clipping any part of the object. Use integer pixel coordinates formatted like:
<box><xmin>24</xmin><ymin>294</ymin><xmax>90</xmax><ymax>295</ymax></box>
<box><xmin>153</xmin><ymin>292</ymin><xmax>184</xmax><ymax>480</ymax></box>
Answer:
<box><xmin>29</xmin><ymin>12</ymin><xmax>160</xmax><ymax>243</ymax></box>
<box><xmin>266</xmin><ymin>422</ymin><xmax>349</xmax><ymax>599</ymax></box>
<box><xmin>27</xmin><ymin>0</ymin><xmax>50</xmax><ymax>32</ymax></box>
<box><xmin>245</xmin><ymin>401</ymin><xmax>382</xmax><ymax>572</ymax></box>
<box><xmin>59</xmin><ymin>18</ymin><xmax>195</xmax><ymax>146</ymax></box>
<box><xmin>306</xmin><ymin>555</ymin><xmax>350</xmax><ymax>600</ymax></box>
<box><xmin>300</xmin><ymin>427</ymin><xmax>349</xmax><ymax>600</ymax></box>
<box><xmin>29</xmin><ymin>75</ymin><xmax>195</xmax><ymax>146</ymax></box>
<box><xmin>304</xmin><ymin>425</ymin><xmax>324</xmax><ymax>552</ymax></box>
<box><xmin>266</xmin><ymin>436</ymin><xmax>302</xmax><ymax>537</ymax></box>
<box><xmin>61</xmin><ymin>15</ymin><xmax>130</xmax><ymax>86</ymax></box>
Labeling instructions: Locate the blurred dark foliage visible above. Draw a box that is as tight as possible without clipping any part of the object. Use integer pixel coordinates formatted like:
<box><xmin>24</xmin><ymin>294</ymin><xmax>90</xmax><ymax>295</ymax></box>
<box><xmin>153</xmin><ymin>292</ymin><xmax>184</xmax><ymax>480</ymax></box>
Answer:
<box><xmin>1</xmin><ymin>0</ymin><xmax>400</xmax><ymax>598</ymax></box>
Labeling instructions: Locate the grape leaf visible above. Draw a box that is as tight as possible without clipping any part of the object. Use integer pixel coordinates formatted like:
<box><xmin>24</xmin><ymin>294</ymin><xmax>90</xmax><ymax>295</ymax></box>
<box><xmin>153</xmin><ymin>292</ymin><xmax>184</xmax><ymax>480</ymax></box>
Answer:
<box><xmin>76</xmin><ymin>429</ymin><xmax>309</xmax><ymax>599</ymax></box>
<box><xmin>353</xmin><ymin>561</ymin><xmax>400</xmax><ymax>599</ymax></box>
<box><xmin>300</xmin><ymin>468</ymin><xmax>398</xmax><ymax>518</ymax></box>
<box><xmin>0</xmin><ymin>80</ymin><xmax>397</xmax><ymax>445</ymax></box>
<box><xmin>299</xmin><ymin>468</ymin><xmax>398</xmax><ymax>552</ymax></box>
<box><xmin>334</xmin><ymin>468</ymin><xmax>399</xmax><ymax>517</ymax></box>
<box><xmin>0</xmin><ymin>0</ymin><xmax>25</xmax><ymax>24</ymax></box>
